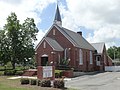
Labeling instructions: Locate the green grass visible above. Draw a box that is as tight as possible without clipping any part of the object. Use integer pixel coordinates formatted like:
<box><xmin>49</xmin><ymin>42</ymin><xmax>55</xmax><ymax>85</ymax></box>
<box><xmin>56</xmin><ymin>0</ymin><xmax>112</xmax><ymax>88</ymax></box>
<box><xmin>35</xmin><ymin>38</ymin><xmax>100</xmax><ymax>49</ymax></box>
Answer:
<box><xmin>0</xmin><ymin>76</ymin><xmax>77</xmax><ymax>90</ymax></box>
<box><xmin>0</xmin><ymin>83</ymin><xmax>28</xmax><ymax>90</ymax></box>
<box><xmin>0</xmin><ymin>76</ymin><xmax>63</xmax><ymax>90</ymax></box>
<box><xmin>0</xmin><ymin>76</ymin><xmax>32</xmax><ymax>90</ymax></box>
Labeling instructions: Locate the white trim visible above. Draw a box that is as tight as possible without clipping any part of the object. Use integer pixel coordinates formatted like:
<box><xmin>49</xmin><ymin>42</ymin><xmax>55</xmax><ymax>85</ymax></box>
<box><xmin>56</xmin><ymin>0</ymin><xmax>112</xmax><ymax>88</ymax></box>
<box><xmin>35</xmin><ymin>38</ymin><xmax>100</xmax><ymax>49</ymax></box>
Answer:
<box><xmin>42</xmin><ymin>54</ymin><xmax>48</xmax><ymax>57</ymax></box>
<box><xmin>35</xmin><ymin>37</ymin><xmax>45</xmax><ymax>51</ymax></box>
<box><xmin>35</xmin><ymin>37</ymin><xmax>55</xmax><ymax>51</ymax></box>
<box><xmin>55</xmin><ymin>25</ymin><xmax>77</xmax><ymax>46</ymax></box>
<box><xmin>45</xmin><ymin>38</ymin><xmax>56</xmax><ymax>51</ymax></box>
<box><xmin>35</xmin><ymin>24</ymin><xmax>76</xmax><ymax>51</ymax></box>
<box><xmin>35</xmin><ymin>36</ymin><xmax>63</xmax><ymax>51</ymax></box>
<box><xmin>35</xmin><ymin>25</ymin><xmax>54</xmax><ymax>51</ymax></box>
<box><xmin>45</xmin><ymin>38</ymin><xmax>63</xmax><ymax>51</ymax></box>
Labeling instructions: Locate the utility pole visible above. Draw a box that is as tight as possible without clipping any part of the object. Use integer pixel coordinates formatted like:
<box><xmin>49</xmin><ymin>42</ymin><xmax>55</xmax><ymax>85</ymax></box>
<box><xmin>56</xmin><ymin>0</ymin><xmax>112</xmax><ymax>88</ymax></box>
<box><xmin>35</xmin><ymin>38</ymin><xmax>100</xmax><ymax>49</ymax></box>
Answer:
<box><xmin>114</xmin><ymin>49</ymin><xmax>115</xmax><ymax>60</ymax></box>
<box><xmin>114</xmin><ymin>47</ymin><xmax>116</xmax><ymax>66</ymax></box>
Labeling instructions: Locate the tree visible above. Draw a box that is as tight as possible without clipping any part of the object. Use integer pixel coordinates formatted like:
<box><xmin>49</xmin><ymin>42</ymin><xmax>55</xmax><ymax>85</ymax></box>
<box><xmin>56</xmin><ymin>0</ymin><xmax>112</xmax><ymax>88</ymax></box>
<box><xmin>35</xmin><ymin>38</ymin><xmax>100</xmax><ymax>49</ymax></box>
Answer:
<box><xmin>0</xmin><ymin>12</ymin><xmax>38</xmax><ymax>69</ymax></box>
<box><xmin>107</xmin><ymin>46</ymin><xmax>120</xmax><ymax>60</ymax></box>
<box><xmin>19</xmin><ymin>18</ymin><xmax>38</xmax><ymax>67</ymax></box>
<box><xmin>0</xmin><ymin>30</ymin><xmax>10</xmax><ymax>65</ymax></box>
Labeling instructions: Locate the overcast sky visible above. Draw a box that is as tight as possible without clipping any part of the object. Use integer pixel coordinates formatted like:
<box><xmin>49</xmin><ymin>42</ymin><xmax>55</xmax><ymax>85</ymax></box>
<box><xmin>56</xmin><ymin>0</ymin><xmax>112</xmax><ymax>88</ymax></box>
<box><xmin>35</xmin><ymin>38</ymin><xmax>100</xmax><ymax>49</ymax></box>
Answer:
<box><xmin>0</xmin><ymin>0</ymin><xmax>120</xmax><ymax>49</ymax></box>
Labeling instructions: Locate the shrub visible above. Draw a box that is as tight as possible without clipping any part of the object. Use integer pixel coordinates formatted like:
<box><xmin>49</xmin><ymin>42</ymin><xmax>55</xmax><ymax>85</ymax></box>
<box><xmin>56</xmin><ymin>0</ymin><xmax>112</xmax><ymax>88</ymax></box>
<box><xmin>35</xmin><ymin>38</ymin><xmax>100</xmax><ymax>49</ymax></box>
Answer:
<box><xmin>55</xmin><ymin>70</ymin><xmax>63</xmax><ymax>78</ymax></box>
<box><xmin>20</xmin><ymin>78</ymin><xmax>29</xmax><ymax>85</ymax></box>
<box><xmin>53</xmin><ymin>80</ymin><xmax>65</xmax><ymax>88</ymax></box>
<box><xmin>0</xmin><ymin>71</ymin><xmax>4</xmax><ymax>76</ymax></box>
<box><xmin>40</xmin><ymin>79</ymin><xmax>51</xmax><ymax>87</ymax></box>
<box><xmin>4</xmin><ymin>69</ymin><xmax>16</xmax><ymax>75</ymax></box>
<box><xmin>30</xmin><ymin>79</ymin><xmax>37</xmax><ymax>85</ymax></box>
<box><xmin>5</xmin><ymin>62</ymin><xmax>12</xmax><ymax>69</ymax></box>
<box><xmin>37</xmin><ymin>79</ymin><xmax>41</xmax><ymax>86</ymax></box>
<box><xmin>15</xmin><ymin>71</ymin><xmax>23</xmax><ymax>76</ymax></box>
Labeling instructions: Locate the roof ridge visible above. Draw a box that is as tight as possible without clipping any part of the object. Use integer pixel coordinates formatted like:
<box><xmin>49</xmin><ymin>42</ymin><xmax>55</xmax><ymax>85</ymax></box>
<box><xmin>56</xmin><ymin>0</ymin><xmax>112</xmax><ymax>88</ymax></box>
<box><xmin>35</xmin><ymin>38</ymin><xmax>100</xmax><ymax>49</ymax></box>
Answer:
<box><xmin>57</xmin><ymin>25</ymin><xmax>95</xmax><ymax>50</ymax></box>
<box><xmin>57</xmin><ymin>25</ymin><xmax>78</xmax><ymax>46</ymax></box>
<box><xmin>91</xmin><ymin>42</ymin><xmax>105</xmax><ymax>44</ymax></box>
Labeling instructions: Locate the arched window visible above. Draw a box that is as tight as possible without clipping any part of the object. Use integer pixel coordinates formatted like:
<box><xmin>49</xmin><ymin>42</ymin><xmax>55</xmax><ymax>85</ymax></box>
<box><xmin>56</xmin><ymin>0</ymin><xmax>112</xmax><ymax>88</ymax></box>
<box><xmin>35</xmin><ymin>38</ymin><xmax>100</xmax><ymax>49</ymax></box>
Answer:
<box><xmin>90</xmin><ymin>51</ymin><xmax>93</xmax><ymax>64</ymax></box>
<box><xmin>64</xmin><ymin>48</ymin><xmax>67</xmax><ymax>60</ymax></box>
<box><xmin>58</xmin><ymin>54</ymin><xmax>60</xmax><ymax>64</ymax></box>
<box><xmin>79</xmin><ymin>49</ymin><xmax>83</xmax><ymax>65</ymax></box>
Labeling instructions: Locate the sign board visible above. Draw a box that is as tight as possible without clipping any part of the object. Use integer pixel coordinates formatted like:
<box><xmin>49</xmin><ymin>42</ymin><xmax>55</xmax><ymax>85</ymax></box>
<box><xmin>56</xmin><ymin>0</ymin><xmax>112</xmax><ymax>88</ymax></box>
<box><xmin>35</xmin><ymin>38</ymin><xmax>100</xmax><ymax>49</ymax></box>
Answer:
<box><xmin>43</xmin><ymin>66</ymin><xmax>52</xmax><ymax>78</ymax></box>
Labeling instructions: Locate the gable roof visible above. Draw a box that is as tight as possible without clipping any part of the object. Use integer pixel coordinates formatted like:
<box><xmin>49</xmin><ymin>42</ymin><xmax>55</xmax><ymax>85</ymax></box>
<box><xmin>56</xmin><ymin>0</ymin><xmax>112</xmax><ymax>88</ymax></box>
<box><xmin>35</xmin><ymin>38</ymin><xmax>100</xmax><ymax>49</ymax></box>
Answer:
<box><xmin>91</xmin><ymin>42</ymin><xmax>105</xmax><ymax>54</ymax></box>
<box><xmin>35</xmin><ymin>24</ymin><xmax>96</xmax><ymax>51</ymax></box>
<box><xmin>35</xmin><ymin>36</ymin><xmax>63</xmax><ymax>51</ymax></box>
<box><xmin>56</xmin><ymin>24</ymin><xmax>96</xmax><ymax>50</ymax></box>
<box><xmin>45</xmin><ymin>37</ymin><xmax>64</xmax><ymax>51</ymax></box>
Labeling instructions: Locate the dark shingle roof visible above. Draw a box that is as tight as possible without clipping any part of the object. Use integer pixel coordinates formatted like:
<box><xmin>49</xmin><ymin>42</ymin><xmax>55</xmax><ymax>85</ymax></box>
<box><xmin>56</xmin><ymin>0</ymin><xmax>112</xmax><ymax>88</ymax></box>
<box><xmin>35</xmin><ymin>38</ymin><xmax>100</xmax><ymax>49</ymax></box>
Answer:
<box><xmin>91</xmin><ymin>42</ymin><xmax>105</xmax><ymax>54</ymax></box>
<box><xmin>56</xmin><ymin>25</ymin><xmax>96</xmax><ymax>50</ymax></box>
<box><xmin>36</xmin><ymin>24</ymin><xmax>96</xmax><ymax>51</ymax></box>
<box><xmin>45</xmin><ymin>37</ymin><xmax>64</xmax><ymax>51</ymax></box>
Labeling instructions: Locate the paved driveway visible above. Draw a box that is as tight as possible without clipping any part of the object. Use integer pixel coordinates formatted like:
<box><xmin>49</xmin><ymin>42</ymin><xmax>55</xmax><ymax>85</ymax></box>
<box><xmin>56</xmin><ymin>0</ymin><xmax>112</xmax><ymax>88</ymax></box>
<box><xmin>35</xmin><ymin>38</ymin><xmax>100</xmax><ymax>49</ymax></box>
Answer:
<box><xmin>65</xmin><ymin>72</ymin><xmax>120</xmax><ymax>90</ymax></box>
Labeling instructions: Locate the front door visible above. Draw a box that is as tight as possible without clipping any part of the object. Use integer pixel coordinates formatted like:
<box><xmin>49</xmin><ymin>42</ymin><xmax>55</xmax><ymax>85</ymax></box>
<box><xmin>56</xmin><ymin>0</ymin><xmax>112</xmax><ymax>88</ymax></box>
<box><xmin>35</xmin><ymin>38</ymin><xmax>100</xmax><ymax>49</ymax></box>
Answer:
<box><xmin>96</xmin><ymin>56</ymin><xmax>100</xmax><ymax>66</ymax></box>
<box><xmin>41</xmin><ymin>57</ymin><xmax>48</xmax><ymax>66</ymax></box>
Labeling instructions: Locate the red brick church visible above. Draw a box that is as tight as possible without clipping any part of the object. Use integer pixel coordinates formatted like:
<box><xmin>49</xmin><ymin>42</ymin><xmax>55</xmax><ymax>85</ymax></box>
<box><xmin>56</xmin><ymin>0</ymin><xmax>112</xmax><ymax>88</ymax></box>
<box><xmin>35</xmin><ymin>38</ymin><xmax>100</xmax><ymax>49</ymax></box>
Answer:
<box><xmin>35</xmin><ymin>5</ymin><xmax>112</xmax><ymax>71</ymax></box>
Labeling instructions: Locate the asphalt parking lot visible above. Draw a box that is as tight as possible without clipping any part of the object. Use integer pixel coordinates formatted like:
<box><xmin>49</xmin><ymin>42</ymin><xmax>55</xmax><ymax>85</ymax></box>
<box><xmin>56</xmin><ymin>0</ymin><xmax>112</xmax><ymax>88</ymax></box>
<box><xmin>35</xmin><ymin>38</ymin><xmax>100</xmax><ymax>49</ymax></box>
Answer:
<box><xmin>65</xmin><ymin>72</ymin><xmax>120</xmax><ymax>90</ymax></box>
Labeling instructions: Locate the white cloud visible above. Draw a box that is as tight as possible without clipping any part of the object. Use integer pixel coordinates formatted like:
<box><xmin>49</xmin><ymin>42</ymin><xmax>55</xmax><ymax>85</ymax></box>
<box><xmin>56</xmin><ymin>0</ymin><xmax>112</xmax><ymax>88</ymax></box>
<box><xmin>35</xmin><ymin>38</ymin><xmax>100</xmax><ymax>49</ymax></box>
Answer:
<box><xmin>34</xmin><ymin>30</ymin><xmax>46</xmax><ymax>47</ymax></box>
<box><xmin>0</xmin><ymin>0</ymin><xmax>56</xmax><ymax>27</ymax></box>
<box><xmin>1</xmin><ymin>0</ymin><xmax>120</xmax><ymax>48</ymax></box>
<box><xmin>0</xmin><ymin>0</ymin><xmax>56</xmax><ymax>46</ymax></box>
<box><xmin>61</xmin><ymin>0</ymin><xmax>120</xmax><ymax>48</ymax></box>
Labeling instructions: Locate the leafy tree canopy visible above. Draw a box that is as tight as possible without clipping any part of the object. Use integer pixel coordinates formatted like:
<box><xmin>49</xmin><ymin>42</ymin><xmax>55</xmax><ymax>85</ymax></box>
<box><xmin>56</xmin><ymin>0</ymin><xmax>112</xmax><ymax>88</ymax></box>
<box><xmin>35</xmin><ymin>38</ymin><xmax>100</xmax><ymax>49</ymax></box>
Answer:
<box><xmin>107</xmin><ymin>46</ymin><xmax>120</xmax><ymax>61</ymax></box>
<box><xmin>0</xmin><ymin>12</ymin><xmax>38</xmax><ymax>69</ymax></box>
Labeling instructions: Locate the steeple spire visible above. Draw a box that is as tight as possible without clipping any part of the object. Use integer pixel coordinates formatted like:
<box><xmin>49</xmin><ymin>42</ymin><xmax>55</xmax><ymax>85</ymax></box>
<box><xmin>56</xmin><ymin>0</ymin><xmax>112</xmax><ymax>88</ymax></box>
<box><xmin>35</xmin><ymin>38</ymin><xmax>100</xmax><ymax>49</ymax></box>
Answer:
<box><xmin>54</xmin><ymin>4</ymin><xmax>62</xmax><ymax>26</ymax></box>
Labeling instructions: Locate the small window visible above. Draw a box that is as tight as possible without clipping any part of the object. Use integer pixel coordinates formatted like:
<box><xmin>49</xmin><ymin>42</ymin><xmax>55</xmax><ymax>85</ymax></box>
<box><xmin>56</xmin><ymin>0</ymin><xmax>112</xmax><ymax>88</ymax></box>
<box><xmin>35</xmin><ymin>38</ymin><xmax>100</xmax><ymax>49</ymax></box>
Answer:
<box><xmin>43</xmin><ymin>41</ymin><xmax>46</xmax><ymax>48</ymax></box>
<box><xmin>53</xmin><ymin>29</ymin><xmax>55</xmax><ymax>35</ymax></box>
<box><xmin>90</xmin><ymin>51</ymin><xmax>93</xmax><ymax>64</ymax></box>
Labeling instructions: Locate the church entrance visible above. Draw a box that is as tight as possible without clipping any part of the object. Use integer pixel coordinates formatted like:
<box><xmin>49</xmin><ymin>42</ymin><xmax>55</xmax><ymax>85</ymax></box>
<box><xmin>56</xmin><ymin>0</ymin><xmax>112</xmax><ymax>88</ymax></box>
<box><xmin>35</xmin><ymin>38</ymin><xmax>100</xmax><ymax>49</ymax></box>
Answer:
<box><xmin>41</xmin><ymin>57</ymin><xmax>48</xmax><ymax>66</ymax></box>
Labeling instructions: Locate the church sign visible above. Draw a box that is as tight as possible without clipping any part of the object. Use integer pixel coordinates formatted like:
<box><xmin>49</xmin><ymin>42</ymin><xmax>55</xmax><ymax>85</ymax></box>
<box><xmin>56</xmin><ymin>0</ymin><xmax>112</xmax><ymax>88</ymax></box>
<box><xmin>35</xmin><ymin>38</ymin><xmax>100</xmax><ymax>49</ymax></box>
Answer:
<box><xmin>43</xmin><ymin>66</ymin><xmax>52</xmax><ymax>78</ymax></box>
<box><xmin>37</xmin><ymin>66</ymin><xmax>55</xmax><ymax>80</ymax></box>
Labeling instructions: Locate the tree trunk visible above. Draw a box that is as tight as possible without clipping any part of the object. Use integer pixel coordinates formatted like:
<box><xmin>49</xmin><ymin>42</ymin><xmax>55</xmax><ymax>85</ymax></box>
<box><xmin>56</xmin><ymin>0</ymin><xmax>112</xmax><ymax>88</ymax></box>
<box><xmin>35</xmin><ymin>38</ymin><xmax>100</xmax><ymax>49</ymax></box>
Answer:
<box><xmin>12</xmin><ymin>61</ymin><xmax>15</xmax><ymax>69</ymax></box>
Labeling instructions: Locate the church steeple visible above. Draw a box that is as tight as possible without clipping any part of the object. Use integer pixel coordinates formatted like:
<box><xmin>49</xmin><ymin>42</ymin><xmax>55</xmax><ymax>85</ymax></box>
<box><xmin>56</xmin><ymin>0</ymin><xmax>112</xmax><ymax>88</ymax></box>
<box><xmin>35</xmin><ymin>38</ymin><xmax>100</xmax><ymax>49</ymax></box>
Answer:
<box><xmin>54</xmin><ymin>5</ymin><xmax>62</xmax><ymax>26</ymax></box>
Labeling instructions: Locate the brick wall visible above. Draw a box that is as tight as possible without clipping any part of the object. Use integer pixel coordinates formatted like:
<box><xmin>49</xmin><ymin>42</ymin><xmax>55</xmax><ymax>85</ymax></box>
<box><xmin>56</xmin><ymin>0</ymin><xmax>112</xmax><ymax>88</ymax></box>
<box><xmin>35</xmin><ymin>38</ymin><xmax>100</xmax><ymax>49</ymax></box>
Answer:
<box><xmin>35</xmin><ymin>26</ymin><xmax>98</xmax><ymax>71</ymax></box>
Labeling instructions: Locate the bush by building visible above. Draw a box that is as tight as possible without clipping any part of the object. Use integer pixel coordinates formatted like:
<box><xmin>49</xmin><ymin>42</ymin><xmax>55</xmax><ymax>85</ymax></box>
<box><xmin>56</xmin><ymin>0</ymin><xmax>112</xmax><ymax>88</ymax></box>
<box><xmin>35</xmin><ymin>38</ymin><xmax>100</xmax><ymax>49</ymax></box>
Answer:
<box><xmin>39</xmin><ymin>79</ymin><xmax>51</xmax><ymax>87</ymax></box>
<box><xmin>4</xmin><ymin>69</ymin><xmax>16</xmax><ymax>75</ymax></box>
<box><xmin>30</xmin><ymin>79</ymin><xmax>37</xmax><ymax>85</ymax></box>
<box><xmin>53</xmin><ymin>79</ymin><xmax>65</xmax><ymax>88</ymax></box>
<box><xmin>20</xmin><ymin>78</ymin><xmax>29</xmax><ymax>85</ymax></box>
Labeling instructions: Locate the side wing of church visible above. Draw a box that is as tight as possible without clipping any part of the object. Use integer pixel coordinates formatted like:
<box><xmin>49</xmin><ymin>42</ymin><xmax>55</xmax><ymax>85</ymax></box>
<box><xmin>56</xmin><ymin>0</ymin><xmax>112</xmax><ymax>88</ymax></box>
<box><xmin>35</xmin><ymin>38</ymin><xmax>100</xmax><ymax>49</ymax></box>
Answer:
<box><xmin>35</xmin><ymin>5</ymin><xmax>112</xmax><ymax>72</ymax></box>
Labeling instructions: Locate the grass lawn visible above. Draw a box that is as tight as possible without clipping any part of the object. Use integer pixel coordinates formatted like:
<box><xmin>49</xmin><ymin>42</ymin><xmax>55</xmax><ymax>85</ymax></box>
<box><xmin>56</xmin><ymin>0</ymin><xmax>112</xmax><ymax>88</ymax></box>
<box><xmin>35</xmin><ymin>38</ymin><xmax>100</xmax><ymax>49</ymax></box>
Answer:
<box><xmin>0</xmin><ymin>76</ymin><xmax>76</xmax><ymax>90</ymax></box>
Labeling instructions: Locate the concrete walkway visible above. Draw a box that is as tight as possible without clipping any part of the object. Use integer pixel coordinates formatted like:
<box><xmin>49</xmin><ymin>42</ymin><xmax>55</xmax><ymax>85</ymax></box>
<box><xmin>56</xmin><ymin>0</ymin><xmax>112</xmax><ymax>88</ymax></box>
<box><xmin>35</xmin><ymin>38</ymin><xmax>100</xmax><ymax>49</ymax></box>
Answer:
<box><xmin>7</xmin><ymin>76</ymin><xmax>37</xmax><ymax>79</ymax></box>
<box><xmin>66</xmin><ymin>72</ymin><xmax>120</xmax><ymax>90</ymax></box>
